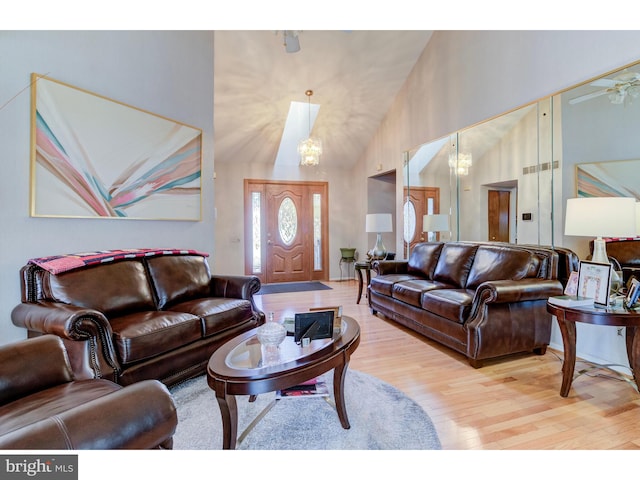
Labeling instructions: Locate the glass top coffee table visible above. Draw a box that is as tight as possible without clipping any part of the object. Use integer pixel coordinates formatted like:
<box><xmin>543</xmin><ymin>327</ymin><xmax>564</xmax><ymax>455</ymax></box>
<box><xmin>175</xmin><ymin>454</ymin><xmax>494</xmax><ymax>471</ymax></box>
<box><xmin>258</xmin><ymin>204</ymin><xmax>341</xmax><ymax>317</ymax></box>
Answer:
<box><xmin>207</xmin><ymin>315</ymin><xmax>361</xmax><ymax>449</ymax></box>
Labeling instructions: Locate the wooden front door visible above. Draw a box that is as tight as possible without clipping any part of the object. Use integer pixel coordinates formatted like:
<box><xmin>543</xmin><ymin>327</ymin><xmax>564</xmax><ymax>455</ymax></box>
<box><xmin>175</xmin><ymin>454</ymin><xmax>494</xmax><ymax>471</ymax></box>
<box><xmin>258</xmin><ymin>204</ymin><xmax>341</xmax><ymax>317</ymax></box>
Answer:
<box><xmin>488</xmin><ymin>190</ymin><xmax>510</xmax><ymax>242</ymax></box>
<box><xmin>403</xmin><ymin>186</ymin><xmax>440</xmax><ymax>254</ymax></box>
<box><xmin>244</xmin><ymin>180</ymin><xmax>328</xmax><ymax>284</ymax></box>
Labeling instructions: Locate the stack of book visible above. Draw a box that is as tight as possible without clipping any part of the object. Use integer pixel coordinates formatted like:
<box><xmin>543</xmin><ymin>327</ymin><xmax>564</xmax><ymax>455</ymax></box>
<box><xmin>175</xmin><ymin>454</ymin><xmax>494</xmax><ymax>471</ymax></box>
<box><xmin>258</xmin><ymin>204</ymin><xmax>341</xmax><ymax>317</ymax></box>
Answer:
<box><xmin>548</xmin><ymin>295</ymin><xmax>593</xmax><ymax>307</ymax></box>
<box><xmin>276</xmin><ymin>377</ymin><xmax>329</xmax><ymax>399</ymax></box>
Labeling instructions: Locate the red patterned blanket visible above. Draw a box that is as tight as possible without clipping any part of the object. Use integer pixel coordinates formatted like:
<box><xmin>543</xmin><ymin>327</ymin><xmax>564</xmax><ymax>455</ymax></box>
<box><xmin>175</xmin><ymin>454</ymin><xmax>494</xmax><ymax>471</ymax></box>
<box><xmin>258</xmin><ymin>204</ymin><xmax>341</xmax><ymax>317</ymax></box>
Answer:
<box><xmin>29</xmin><ymin>248</ymin><xmax>209</xmax><ymax>275</ymax></box>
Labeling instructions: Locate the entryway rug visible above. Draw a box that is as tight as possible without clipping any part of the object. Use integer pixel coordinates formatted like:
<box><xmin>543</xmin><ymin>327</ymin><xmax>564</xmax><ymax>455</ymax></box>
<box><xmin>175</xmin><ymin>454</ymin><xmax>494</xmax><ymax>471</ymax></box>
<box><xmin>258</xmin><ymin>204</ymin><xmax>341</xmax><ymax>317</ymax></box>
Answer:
<box><xmin>256</xmin><ymin>281</ymin><xmax>332</xmax><ymax>295</ymax></box>
<box><xmin>169</xmin><ymin>369</ymin><xmax>442</xmax><ymax>450</ymax></box>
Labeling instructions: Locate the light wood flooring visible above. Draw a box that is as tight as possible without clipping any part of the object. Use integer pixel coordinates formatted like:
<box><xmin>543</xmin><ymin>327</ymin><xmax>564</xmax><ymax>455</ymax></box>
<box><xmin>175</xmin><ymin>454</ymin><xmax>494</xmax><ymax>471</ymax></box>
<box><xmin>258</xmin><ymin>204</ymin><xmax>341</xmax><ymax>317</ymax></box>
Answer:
<box><xmin>254</xmin><ymin>280</ymin><xmax>640</xmax><ymax>450</ymax></box>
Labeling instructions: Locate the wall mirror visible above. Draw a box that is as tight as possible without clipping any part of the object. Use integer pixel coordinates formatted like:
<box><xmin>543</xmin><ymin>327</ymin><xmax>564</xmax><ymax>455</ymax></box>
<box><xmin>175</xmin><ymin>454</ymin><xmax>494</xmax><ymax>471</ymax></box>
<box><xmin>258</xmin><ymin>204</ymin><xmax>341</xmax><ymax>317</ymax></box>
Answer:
<box><xmin>403</xmin><ymin>59</ymin><xmax>640</xmax><ymax>259</ymax></box>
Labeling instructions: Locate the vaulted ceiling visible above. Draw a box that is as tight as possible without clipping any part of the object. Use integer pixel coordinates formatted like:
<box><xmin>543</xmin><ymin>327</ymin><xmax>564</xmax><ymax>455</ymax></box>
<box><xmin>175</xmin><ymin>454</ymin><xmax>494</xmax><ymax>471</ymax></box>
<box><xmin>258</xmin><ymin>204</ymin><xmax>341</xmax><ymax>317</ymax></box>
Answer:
<box><xmin>213</xmin><ymin>30</ymin><xmax>434</xmax><ymax>169</ymax></box>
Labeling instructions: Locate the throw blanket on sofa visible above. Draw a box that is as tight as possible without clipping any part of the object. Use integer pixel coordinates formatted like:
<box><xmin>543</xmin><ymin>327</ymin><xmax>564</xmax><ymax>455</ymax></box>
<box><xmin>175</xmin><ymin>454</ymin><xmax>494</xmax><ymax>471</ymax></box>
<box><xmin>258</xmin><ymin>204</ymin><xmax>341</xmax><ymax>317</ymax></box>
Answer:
<box><xmin>29</xmin><ymin>248</ymin><xmax>209</xmax><ymax>275</ymax></box>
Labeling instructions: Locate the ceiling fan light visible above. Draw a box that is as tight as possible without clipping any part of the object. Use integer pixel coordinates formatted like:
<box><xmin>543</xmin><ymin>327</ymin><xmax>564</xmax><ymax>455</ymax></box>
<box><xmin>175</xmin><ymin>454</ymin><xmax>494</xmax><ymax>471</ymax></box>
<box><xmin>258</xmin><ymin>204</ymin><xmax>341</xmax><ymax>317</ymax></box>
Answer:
<box><xmin>609</xmin><ymin>91</ymin><xmax>625</xmax><ymax>104</ymax></box>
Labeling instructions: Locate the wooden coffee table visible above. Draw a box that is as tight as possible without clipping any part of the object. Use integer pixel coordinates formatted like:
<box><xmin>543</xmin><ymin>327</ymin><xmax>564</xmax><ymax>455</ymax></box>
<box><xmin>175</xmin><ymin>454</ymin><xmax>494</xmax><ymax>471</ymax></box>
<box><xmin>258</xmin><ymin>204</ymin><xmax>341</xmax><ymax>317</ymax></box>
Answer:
<box><xmin>207</xmin><ymin>316</ymin><xmax>361</xmax><ymax>449</ymax></box>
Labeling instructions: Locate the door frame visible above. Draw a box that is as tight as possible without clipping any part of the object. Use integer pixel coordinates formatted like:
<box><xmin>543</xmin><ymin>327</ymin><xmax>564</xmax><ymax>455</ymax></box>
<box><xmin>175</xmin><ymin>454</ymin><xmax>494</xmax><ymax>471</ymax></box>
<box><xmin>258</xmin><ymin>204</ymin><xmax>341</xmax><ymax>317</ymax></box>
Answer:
<box><xmin>243</xmin><ymin>179</ymin><xmax>329</xmax><ymax>284</ymax></box>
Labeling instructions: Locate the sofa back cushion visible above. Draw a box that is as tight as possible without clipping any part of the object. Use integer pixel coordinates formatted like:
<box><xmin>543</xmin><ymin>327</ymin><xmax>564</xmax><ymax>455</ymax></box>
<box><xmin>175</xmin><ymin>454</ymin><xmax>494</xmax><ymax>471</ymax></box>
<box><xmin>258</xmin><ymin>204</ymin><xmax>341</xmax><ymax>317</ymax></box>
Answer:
<box><xmin>432</xmin><ymin>243</ymin><xmax>478</xmax><ymax>288</ymax></box>
<box><xmin>43</xmin><ymin>261</ymin><xmax>156</xmax><ymax>317</ymax></box>
<box><xmin>465</xmin><ymin>245</ymin><xmax>540</xmax><ymax>289</ymax></box>
<box><xmin>407</xmin><ymin>242</ymin><xmax>444</xmax><ymax>279</ymax></box>
<box><xmin>146</xmin><ymin>255</ymin><xmax>211</xmax><ymax>309</ymax></box>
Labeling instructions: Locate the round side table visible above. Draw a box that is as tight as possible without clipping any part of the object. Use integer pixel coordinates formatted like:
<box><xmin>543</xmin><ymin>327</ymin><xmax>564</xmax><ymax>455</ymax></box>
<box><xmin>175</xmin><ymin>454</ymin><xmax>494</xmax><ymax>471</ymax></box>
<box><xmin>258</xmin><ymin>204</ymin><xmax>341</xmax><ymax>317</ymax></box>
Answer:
<box><xmin>355</xmin><ymin>261</ymin><xmax>372</xmax><ymax>304</ymax></box>
<box><xmin>547</xmin><ymin>301</ymin><xmax>640</xmax><ymax>397</ymax></box>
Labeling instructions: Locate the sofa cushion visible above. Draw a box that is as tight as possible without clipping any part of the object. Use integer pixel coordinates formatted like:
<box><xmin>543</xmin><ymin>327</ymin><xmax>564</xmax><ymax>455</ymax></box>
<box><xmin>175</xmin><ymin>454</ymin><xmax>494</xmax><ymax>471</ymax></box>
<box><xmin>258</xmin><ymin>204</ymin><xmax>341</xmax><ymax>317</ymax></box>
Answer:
<box><xmin>370</xmin><ymin>274</ymin><xmax>422</xmax><ymax>297</ymax></box>
<box><xmin>44</xmin><ymin>261</ymin><xmax>156</xmax><ymax>317</ymax></box>
<box><xmin>421</xmin><ymin>289</ymin><xmax>474</xmax><ymax>324</ymax></box>
<box><xmin>146</xmin><ymin>256</ymin><xmax>211</xmax><ymax>309</ymax></box>
<box><xmin>432</xmin><ymin>243</ymin><xmax>478</xmax><ymax>287</ymax></box>
<box><xmin>110</xmin><ymin>311</ymin><xmax>202</xmax><ymax>364</ymax></box>
<box><xmin>392</xmin><ymin>279</ymin><xmax>453</xmax><ymax>308</ymax></box>
<box><xmin>168</xmin><ymin>298</ymin><xmax>255</xmax><ymax>337</ymax></box>
<box><xmin>465</xmin><ymin>245</ymin><xmax>539</xmax><ymax>289</ymax></box>
<box><xmin>0</xmin><ymin>379</ymin><xmax>120</xmax><ymax>438</ymax></box>
<box><xmin>407</xmin><ymin>242</ymin><xmax>444</xmax><ymax>278</ymax></box>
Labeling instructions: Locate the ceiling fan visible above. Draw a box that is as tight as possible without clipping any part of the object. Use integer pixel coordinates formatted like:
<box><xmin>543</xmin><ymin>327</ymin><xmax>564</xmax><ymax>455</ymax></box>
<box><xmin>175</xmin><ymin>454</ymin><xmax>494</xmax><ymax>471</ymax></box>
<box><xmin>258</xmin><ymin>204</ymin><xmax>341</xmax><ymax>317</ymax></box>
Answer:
<box><xmin>569</xmin><ymin>70</ymin><xmax>640</xmax><ymax>105</ymax></box>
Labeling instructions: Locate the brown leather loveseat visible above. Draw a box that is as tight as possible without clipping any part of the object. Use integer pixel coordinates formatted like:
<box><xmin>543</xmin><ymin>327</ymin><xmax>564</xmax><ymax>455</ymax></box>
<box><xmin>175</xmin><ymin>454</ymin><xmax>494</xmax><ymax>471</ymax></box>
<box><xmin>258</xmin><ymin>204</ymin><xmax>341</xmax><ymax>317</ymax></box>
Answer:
<box><xmin>0</xmin><ymin>335</ymin><xmax>177</xmax><ymax>449</ymax></box>
<box><xmin>369</xmin><ymin>241</ymin><xmax>564</xmax><ymax>367</ymax></box>
<box><xmin>11</xmin><ymin>249</ymin><xmax>264</xmax><ymax>386</ymax></box>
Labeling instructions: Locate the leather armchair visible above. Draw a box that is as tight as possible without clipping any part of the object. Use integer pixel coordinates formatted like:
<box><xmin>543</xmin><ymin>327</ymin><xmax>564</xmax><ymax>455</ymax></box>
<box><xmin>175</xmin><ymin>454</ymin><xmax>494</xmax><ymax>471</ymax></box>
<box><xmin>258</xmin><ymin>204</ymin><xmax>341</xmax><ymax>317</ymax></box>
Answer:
<box><xmin>0</xmin><ymin>335</ymin><xmax>177</xmax><ymax>449</ymax></box>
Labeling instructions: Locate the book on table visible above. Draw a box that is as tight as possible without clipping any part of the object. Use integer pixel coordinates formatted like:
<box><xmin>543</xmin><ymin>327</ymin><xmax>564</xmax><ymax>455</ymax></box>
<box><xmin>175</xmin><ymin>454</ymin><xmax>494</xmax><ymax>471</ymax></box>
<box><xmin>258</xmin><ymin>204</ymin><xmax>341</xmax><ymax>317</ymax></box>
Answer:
<box><xmin>548</xmin><ymin>295</ymin><xmax>594</xmax><ymax>307</ymax></box>
<box><xmin>276</xmin><ymin>377</ymin><xmax>329</xmax><ymax>399</ymax></box>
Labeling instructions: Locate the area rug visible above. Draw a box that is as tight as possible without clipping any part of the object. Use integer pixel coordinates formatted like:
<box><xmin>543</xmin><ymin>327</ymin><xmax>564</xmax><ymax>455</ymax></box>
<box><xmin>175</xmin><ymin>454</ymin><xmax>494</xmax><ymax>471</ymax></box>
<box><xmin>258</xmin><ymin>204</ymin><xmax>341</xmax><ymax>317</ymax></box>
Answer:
<box><xmin>169</xmin><ymin>369</ymin><xmax>441</xmax><ymax>450</ymax></box>
<box><xmin>256</xmin><ymin>281</ymin><xmax>332</xmax><ymax>295</ymax></box>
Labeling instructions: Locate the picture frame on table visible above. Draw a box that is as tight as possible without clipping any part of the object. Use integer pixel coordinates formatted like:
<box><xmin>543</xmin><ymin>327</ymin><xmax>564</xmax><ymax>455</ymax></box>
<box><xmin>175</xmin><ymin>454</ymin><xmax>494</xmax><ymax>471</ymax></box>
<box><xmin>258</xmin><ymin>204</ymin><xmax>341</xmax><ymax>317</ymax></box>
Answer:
<box><xmin>626</xmin><ymin>278</ymin><xmax>640</xmax><ymax>308</ymax></box>
<box><xmin>577</xmin><ymin>261</ymin><xmax>612</xmax><ymax>307</ymax></box>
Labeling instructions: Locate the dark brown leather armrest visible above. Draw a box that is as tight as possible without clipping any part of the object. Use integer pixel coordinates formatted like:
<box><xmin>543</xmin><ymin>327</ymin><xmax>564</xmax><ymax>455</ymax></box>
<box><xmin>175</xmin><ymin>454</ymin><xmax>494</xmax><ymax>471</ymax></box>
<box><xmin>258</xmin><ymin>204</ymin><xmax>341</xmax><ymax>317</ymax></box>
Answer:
<box><xmin>374</xmin><ymin>260</ymin><xmax>409</xmax><ymax>275</ymax></box>
<box><xmin>210</xmin><ymin>274</ymin><xmax>261</xmax><ymax>299</ymax></box>
<box><xmin>0</xmin><ymin>380</ymin><xmax>177</xmax><ymax>450</ymax></box>
<box><xmin>11</xmin><ymin>302</ymin><xmax>111</xmax><ymax>340</ymax></box>
<box><xmin>475</xmin><ymin>278</ymin><xmax>564</xmax><ymax>304</ymax></box>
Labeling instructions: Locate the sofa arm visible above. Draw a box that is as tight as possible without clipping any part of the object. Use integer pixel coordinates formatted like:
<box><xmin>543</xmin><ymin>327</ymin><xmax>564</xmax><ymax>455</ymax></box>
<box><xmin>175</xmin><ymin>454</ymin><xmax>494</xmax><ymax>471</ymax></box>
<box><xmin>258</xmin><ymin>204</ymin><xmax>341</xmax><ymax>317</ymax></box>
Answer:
<box><xmin>474</xmin><ymin>279</ymin><xmax>563</xmax><ymax>304</ymax></box>
<box><xmin>11</xmin><ymin>302</ymin><xmax>113</xmax><ymax>340</ymax></box>
<box><xmin>0</xmin><ymin>380</ymin><xmax>178</xmax><ymax>450</ymax></box>
<box><xmin>374</xmin><ymin>260</ymin><xmax>409</xmax><ymax>275</ymax></box>
<box><xmin>210</xmin><ymin>274</ymin><xmax>261</xmax><ymax>299</ymax></box>
<box><xmin>11</xmin><ymin>302</ymin><xmax>120</xmax><ymax>381</ymax></box>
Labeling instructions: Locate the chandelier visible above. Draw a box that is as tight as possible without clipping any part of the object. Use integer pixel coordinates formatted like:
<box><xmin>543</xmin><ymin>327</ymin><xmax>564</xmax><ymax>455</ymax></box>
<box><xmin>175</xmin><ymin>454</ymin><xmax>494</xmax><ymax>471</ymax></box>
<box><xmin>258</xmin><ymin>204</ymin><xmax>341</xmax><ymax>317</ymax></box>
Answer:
<box><xmin>298</xmin><ymin>90</ymin><xmax>322</xmax><ymax>167</ymax></box>
<box><xmin>448</xmin><ymin>152</ymin><xmax>472</xmax><ymax>176</ymax></box>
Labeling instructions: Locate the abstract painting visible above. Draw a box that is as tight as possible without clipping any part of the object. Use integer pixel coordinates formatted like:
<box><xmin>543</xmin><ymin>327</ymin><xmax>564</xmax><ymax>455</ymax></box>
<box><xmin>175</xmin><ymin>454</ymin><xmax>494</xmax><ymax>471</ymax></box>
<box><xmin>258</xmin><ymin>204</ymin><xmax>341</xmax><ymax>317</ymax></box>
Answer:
<box><xmin>576</xmin><ymin>158</ymin><xmax>640</xmax><ymax>200</ymax></box>
<box><xmin>30</xmin><ymin>73</ymin><xmax>202</xmax><ymax>220</ymax></box>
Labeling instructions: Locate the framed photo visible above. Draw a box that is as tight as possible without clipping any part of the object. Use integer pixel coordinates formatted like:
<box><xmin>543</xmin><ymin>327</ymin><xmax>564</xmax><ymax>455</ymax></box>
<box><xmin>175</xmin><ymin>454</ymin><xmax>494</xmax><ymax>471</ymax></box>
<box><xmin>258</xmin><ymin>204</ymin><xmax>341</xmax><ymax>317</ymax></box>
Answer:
<box><xmin>30</xmin><ymin>73</ymin><xmax>202</xmax><ymax>220</ymax></box>
<box><xmin>626</xmin><ymin>278</ymin><xmax>640</xmax><ymax>308</ymax></box>
<box><xmin>564</xmin><ymin>271</ymin><xmax>579</xmax><ymax>296</ymax></box>
<box><xmin>577</xmin><ymin>261</ymin><xmax>612</xmax><ymax>307</ymax></box>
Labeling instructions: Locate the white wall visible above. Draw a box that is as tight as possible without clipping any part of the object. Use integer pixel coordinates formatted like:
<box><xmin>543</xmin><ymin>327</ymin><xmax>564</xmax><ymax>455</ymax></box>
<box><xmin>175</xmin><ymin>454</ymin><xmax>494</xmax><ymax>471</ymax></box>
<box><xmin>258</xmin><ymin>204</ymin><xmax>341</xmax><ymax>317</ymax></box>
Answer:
<box><xmin>354</xmin><ymin>30</ymin><xmax>640</xmax><ymax>367</ymax></box>
<box><xmin>0</xmin><ymin>31</ymin><xmax>215</xmax><ymax>345</ymax></box>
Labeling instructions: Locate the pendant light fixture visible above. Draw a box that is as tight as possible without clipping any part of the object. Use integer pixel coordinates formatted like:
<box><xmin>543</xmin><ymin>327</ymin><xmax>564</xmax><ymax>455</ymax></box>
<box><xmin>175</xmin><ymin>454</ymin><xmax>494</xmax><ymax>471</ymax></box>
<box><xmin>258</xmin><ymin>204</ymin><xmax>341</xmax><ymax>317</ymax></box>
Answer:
<box><xmin>298</xmin><ymin>90</ymin><xmax>322</xmax><ymax>167</ymax></box>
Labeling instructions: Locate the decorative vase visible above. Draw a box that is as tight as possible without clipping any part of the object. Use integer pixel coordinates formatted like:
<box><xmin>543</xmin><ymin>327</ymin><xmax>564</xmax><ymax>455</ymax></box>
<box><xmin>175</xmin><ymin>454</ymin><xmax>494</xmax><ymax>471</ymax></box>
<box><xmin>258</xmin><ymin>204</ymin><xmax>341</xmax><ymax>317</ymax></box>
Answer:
<box><xmin>257</xmin><ymin>321</ymin><xmax>287</xmax><ymax>347</ymax></box>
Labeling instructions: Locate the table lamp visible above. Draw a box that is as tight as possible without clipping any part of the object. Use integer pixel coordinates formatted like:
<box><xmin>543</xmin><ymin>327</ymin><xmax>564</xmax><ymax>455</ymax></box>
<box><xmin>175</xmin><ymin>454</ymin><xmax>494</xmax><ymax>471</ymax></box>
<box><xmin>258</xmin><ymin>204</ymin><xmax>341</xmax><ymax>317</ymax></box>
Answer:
<box><xmin>366</xmin><ymin>213</ymin><xmax>393</xmax><ymax>260</ymax></box>
<box><xmin>423</xmin><ymin>214</ymin><xmax>450</xmax><ymax>241</ymax></box>
<box><xmin>565</xmin><ymin>197</ymin><xmax>637</xmax><ymax>264</ymax></box>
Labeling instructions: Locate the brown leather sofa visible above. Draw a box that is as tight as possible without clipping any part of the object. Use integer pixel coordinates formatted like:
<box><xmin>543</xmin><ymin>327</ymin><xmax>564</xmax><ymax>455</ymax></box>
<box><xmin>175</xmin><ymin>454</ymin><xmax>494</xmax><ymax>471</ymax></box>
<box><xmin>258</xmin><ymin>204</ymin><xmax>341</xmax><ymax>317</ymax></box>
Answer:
<box><xmin>11</xmin><ymin>252</ymin><xmax>264</xmax><ymax>386</ymax></box>
<box><xmin>369</xmin><ymin>241</ymin><xmax>565</xmax><ymax>367</ymax></box>
<box><xmin>0</xmin><ymin>335</ymin><xmax>177</xmax><ymax>449</ymax></box>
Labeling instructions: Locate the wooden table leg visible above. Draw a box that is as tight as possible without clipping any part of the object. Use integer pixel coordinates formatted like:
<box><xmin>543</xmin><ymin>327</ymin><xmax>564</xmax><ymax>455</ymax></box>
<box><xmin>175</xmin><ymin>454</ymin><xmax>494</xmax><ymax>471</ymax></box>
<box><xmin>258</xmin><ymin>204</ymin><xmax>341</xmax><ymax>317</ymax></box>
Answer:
<box><xmin>332</xmin><ymin>359</ymin><xmax>351</xmax><ymax>429</ymax></box>
<box><xmin>216</xmin><ymin>393</ymin><xmax>239</xmax><ymax>449</ymax></box>
<box><xmin>556</xmin><ymin>312</ymin><xmax>577</xmax><ymax>397</ymax></box>
<box><xmin>356</xmin><ymin>267</ymin><xmax>364</xmax><ymax>304</ymax></box>
<box><xmin>625</xmin><ymin>326</ymin><xmax>640</xmax><ymax>387</ymax></box>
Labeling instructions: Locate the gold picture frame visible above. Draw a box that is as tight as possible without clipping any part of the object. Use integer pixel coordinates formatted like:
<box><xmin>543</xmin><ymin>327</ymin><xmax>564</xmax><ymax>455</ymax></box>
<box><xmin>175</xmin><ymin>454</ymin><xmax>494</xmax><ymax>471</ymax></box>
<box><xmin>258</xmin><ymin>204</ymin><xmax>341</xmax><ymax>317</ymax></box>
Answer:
<box><xmin>30</xmin><ymin>73</ymin><xmax>202</xmax><ymax>220</ymax></box>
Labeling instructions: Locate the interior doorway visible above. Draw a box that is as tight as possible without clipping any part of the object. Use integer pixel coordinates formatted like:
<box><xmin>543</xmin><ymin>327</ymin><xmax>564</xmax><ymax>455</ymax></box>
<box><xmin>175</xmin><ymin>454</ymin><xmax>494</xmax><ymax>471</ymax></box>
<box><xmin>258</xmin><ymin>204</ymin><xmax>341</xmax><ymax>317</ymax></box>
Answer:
<box><xmin>486</xmin><ymin>182</ymin><xmax>517</xmax><ymax>243</ymax></box>
<box><xmin>244</xmin><ymin>179</ymin><xmax>329</xmax><ymax>284</ymax></box>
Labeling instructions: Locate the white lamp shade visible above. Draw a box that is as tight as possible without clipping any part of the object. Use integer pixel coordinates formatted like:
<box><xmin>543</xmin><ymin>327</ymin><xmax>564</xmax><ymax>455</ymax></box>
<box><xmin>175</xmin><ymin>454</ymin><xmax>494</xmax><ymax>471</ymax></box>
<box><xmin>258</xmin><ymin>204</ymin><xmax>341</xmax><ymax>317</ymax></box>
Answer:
<box><xmin>423</xmin><ymin>214</ymin><xmax>449</xmax><ymax>232</ymax></box>
<box><xmin>564</xmin><ymin>197</ymin><xmax>637</xmax><ymax>238</ymax></box>
<box><xmin>636</xmin><ymin>202</ymin><xmax>640</xmax><ymax>235</ymax></box>
<box><xmin>366</xmin><ymin>213</ymin><xmax>393</xmax><ymax>233</ymax></box>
